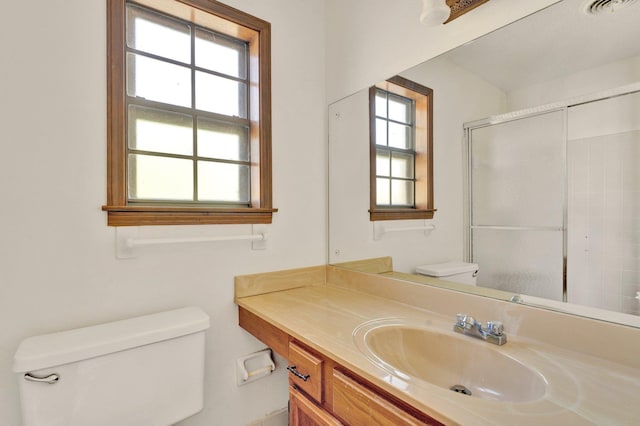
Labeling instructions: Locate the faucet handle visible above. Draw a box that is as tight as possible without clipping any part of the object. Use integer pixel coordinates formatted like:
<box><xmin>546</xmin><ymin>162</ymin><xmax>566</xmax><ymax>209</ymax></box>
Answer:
<box><xmin>456</xmin><ymin>313</ymin><xmax>478</xmax><ymax>330</ymax></box>
<box><xmin>456</xmin><ymin>313</ymin><xmax>475</xmax><ymax>326</ymax></box>
<box><xmin>486</xmin><ymin>321</ymin><xmax>504</xmax><ymax>336</ymax></box>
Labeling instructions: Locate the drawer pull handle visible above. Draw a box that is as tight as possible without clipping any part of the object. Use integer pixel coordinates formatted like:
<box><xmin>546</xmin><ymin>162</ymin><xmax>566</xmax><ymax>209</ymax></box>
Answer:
<box><xmin>24</xmin><ymin>373</ymin><xmax>59</xmax><ymax>384</ymax></box>
<box><xmin>287</xmin><ymin>365</ymin><xmax>310</xmax><ymax>382</ymax></box>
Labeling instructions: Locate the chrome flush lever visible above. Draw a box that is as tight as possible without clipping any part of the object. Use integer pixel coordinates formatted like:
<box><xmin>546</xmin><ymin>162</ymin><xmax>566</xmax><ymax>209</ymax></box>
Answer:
<box><xmin>24</xmin><ymin>372</ymin><xmax>59</xmax><ymax>384</ymax></box>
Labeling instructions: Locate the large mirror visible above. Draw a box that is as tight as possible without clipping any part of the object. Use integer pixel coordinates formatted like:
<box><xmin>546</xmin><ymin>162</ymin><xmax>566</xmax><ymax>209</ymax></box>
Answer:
<box><xmin>328</xmin><ymin>0</ymin><xmax>640</xmax><ymax>327</ymax></box>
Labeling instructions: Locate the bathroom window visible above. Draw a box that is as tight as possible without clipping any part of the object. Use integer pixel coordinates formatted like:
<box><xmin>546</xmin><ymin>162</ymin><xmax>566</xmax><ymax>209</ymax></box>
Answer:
<box><xmin>104</xmin><ymin>0</ymin><xmax>276</xmax><ymax>226</ymax></box>
<box><xmin>369</xmin><ymin>76</ymin><xmax>435</xmax><ymax>221</ymax></box>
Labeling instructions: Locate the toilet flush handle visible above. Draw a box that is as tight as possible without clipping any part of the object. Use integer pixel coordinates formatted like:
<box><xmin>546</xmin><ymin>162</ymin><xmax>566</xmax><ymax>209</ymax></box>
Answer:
<box><xmin>24</xmin><ymin>372</ymin><xmax>59</xmax><ymax>384</ymax></box>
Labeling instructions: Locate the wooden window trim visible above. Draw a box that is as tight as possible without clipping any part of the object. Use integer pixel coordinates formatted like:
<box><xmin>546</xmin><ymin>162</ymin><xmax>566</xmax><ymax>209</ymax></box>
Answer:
<box><xmin>369</xmin><ymin>76</ymin><xmax>436</xmax><ymax>221</ymax></box>
<box><xmin>103</xmin><ymin>0</ymin><xmax>276</xmax><ymax>226</ymax></box>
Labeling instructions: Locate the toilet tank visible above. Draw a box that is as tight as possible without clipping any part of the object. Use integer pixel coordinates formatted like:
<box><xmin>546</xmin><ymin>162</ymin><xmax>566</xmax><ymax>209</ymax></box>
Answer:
<box><xmin>13</xmin><ymin>307</ymin><xmax>210</xmax><ymax>426</ymax></box>
<box><xmin>415</xmin><ymin>261</ymin><xmax>479</xmax><ymax>285</ymax></box>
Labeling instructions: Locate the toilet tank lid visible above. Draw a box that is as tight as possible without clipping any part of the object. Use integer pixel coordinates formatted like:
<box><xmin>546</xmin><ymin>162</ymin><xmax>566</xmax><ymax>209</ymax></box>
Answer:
<box><xmin>13</xmin><ymin>306</ymin><xmax>210</xmax><ymax>373</ymax></box>
<box><xmin>415</xmin><ymin>261</ymin><xmax>479</xmax><ymax>277</ymax></box>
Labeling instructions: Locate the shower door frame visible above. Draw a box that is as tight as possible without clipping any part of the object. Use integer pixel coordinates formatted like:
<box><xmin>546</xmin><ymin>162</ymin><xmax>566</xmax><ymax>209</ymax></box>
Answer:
<box><xmin>464</xmin><ymin>108</ymin><xmax>569</xmax><ymax>302</ymax></box>
<box><xmin>463</xmin><ymin>84</ymin><xmax>640</xmax><ymax>304</ymax></box>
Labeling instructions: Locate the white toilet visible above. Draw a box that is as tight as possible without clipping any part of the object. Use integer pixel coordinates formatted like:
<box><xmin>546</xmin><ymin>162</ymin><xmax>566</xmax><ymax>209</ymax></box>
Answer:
<box><xmin>415</xmin><ymin>261</ymin><xmax>479</xmax><ymax>286</ymax></box>
<box><xmin>13</xmin><ymin>306</ymin><xmax>210</xmax><ymax>426</ymax></box>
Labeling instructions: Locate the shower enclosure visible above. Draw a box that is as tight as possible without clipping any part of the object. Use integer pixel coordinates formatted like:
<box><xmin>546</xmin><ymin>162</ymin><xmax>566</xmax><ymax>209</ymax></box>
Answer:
<box><xmin>465</xmin><ymin>89</ymin><xmax>640</xmax><ymax>316</ymax></box>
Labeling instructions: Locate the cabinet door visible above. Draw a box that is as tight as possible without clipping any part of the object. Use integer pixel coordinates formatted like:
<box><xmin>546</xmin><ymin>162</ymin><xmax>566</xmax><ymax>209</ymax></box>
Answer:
<box><xmin>333</xmin><ymin>370</ymin><xmax>440</xmax><ymax>426</ymax></box>
<box><xmin>290</xmin><ymin>386</ymin><xmax>343</xmax><ymax>426</ymax></box>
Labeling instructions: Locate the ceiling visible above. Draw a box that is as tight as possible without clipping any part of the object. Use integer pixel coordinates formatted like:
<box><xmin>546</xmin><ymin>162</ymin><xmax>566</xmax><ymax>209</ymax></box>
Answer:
<box><xmin>443</xmin><ymin>0</ymin><xmax>640</xmax><ymax>91</ymax></box>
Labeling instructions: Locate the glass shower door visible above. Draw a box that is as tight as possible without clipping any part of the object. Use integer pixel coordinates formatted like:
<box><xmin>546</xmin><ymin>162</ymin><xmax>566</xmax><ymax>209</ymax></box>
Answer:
<box><xmin>567</xmin><ymin>91</ymin><xmax>640</xmax><ymax>315</ymax></box>
<box><xmin>468</xmin><ymin>110</ymin><xmax>565</xmax><ymax>301</ymax></box>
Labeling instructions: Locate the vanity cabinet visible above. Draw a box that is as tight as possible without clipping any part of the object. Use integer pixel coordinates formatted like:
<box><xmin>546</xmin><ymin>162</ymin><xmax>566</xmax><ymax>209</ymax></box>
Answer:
<box><xmin>239</xmin><ymin>307</ymin><xmax>443</xmax><ymax>426</ymax></box>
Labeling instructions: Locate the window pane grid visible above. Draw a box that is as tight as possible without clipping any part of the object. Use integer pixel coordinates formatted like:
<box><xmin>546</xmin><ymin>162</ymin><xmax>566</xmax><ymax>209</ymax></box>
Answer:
<box><xmin>387</xmin><ymin>93</ymin><xmax>413</xmax><ymax>124</ymax></box>
<box><xmin>195</xmin><ymin>27</ymin><xmax>248</xmax><ymax>79</ymax></box>
<box><xmin>126</xmin><ymin>97</ymin><xmax>250</xmax><ymax>127</ymax></box>
<box><xmin>374</xmin><ymin>88</ymin><xmax>417</xmax><ymax>207</ymax></box>
<box><xmin>126</xmin><ymin>3</ymin><xmax>191</xmax><ymax>63</ymax></box>
<box><xmin>125</xmin><ymin>2</ymin><xmax>251</xmax><ymax>205</ymax></box>
<box><xmin>374</xmin><ymin>90</ymin><xmax>415</xmax><ymax>124</ymax></box>
<box><xmin>374</xmin><ymin>111</ymin><xmax>414</xmax><ymax>126</ymax></box>
<box><xmin>126</xmin><ymin>47</ymin><xmax>250</xmax><ymax>86</ymax></box>
<box><xmin>125</xmin><ymin>5</ymin><xmax>249</xmax><ymax>83</ymax></box>
<box><xmin>127</xmin><ymin>148</ymin><xmax>251</xmax><ymax>165</ymax></box>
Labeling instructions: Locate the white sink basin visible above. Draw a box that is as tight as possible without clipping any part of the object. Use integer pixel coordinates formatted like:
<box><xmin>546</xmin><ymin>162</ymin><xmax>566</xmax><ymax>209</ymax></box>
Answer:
<box><xmin>354</xmin><ymin>319</ymin><xmax>547</xmax><ymax>403</ymax></box>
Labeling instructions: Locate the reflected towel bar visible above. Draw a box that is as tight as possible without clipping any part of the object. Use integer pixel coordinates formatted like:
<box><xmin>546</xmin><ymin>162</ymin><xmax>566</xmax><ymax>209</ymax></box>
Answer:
<box><xmin>374</xmin><ymin>224</ymin><xmax>435</xmax><ymax>240</ymax></box>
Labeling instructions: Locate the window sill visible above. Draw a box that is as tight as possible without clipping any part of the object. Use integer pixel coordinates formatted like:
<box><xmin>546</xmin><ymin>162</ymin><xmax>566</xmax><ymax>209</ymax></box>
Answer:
<box><xmin>369</xmin><ymin>208</ymin><xmax>436</xmax><ymax>221</ymax></box>
<box><xmin>102</xmin><ymin>205</ymin><xmax>278</xmax><ymax>226</ymax></box>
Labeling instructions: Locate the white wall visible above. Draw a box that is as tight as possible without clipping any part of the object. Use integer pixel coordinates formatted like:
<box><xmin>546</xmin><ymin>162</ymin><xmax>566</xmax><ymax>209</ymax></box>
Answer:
<box><xmin>325</xmin><ymin>0</ymin><xmax>561</xmax><ymax>103</ymax></box>
<box><xmin>507</xmin><ymin>55</ymin><xmax>640</xmax><ymax>111</ymax></box>
<box><xmin>328</xmin><ymin>57</ymin><xmax>506</xmax><ymax>272</ymax></box>
<box><xmin>0</xmin><ymin>1</ymin><xmax>326</xmax><ymax>425</ymax></box>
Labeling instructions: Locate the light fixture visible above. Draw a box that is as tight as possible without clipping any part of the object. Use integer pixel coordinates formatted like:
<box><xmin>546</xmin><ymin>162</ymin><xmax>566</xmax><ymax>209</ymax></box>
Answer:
<box><xmin>420</xmin><ymin>0</ymin><xmax>451</xmax><ymax>26</ymax></box>
<box><xmin>420</xmin><ymin>0</ymin><xmax>491</xmax><ymax>26</ymax></box>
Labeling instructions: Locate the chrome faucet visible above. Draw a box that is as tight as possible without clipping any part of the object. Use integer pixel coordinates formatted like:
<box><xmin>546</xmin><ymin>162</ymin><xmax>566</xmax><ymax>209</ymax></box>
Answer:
<box><xmin>453</xmin><ymin>314</ymin><xmax>507</xmax><ymax>346</ymax></box>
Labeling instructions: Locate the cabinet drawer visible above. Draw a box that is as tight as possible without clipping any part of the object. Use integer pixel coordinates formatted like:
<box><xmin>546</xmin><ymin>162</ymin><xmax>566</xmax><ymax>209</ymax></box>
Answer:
<box><xmin>288</xmin><ymin>341</ymin><xmax>324</xmax><ymax>403</ymax></box>
<box><xmin>333</xmin><ymin>370</ymin><xmax>429</xmax><ymax>426</ymax></box>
